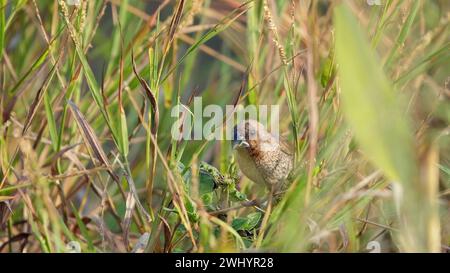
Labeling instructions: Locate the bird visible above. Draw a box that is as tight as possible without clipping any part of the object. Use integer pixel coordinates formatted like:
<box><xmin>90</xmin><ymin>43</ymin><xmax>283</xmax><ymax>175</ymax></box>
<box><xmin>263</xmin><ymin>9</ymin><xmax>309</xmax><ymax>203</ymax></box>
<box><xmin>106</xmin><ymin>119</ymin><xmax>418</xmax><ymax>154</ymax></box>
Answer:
<box><xmin>232</xmin><ymin>119</ymin><xmax>293</xmax><ymax>195</ymax></box>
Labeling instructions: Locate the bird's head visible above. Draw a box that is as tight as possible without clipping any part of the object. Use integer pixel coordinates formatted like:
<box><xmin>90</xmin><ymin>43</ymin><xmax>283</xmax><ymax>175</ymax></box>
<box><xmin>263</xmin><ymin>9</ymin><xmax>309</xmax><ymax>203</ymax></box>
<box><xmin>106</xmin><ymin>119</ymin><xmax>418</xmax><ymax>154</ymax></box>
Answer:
<box><xmin>232</xmin><ymin>120</ymin><xmax>276</xmax><ymax>152</ymax></box>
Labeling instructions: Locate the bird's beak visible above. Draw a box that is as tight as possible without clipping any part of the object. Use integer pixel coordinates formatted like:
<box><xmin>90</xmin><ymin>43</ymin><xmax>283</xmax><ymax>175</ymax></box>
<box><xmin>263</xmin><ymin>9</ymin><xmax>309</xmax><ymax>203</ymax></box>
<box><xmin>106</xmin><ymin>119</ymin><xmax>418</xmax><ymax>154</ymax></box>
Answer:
<box><xmin>233</xmin><ymin>140</ymin><xmax>250</xmax><ymax>150</ymax></box>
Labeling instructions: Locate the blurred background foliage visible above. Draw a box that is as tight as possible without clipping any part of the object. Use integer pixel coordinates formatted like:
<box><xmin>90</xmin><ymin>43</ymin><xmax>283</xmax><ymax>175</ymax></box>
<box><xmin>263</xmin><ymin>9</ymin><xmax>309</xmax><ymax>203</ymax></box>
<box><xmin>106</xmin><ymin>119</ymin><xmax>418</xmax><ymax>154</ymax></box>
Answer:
<box><xmin>0</xmin><ymin>0</ymin><xmax>448</xmax><ymax>252</ymax></box>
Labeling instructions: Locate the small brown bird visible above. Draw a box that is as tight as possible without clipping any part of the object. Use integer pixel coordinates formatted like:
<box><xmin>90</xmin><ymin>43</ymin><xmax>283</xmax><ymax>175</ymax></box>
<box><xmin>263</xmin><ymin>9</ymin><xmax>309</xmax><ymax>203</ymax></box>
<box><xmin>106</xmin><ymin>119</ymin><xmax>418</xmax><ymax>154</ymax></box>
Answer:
<box><xmin>232</xmin><ymin>120</ymin><xmax>293</xmax><ymax>194</ymax></box>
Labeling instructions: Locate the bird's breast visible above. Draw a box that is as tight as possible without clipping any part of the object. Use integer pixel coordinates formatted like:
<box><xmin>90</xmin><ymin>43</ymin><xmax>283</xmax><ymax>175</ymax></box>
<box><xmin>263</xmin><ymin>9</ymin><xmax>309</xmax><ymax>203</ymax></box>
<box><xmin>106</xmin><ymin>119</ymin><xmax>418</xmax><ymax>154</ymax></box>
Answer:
<box><xmin>234</xmin><ymin>148</ymin><xmax>266</xmax><ymax>185</ymax></box>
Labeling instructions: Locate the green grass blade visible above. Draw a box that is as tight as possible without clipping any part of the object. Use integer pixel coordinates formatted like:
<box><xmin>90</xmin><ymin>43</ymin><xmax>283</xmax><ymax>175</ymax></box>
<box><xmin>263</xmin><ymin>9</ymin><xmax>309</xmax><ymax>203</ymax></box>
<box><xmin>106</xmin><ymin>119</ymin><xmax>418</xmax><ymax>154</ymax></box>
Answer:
<box><xmin>44</xmin><ymin>90</ymin><xmax>58</xmax><ymax>151</ymax></box>
<box><xmin>0</xmin><ymin>0</ymin><xmax>5</xmax><ymax>62</ymax></box>
<box><xmin>335</xmin><ymin>4</ymin><xmax>417</xmax><ymax>185</ymax></box>
<box><xmin>334</xmin><ymin>4</ymin><xmax>430</xmax><ymax>252</ymax></box>
<box><xmin>160</xmin><ymin>1</ymin><xmax>250</xmax><ymax>83</ymax></box>
<box><xmin>384</xmin><ymin>0</ymin><xmax>420</xmax><ymax>69</ymax></box>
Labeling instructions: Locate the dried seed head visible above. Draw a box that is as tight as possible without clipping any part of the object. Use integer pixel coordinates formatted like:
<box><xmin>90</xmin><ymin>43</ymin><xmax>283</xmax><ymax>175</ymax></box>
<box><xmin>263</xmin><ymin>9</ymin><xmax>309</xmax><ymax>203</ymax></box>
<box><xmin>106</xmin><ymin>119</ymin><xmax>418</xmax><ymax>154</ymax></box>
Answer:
<box><xmin>263</xmin><ymin>0</ymin><xmax>287</xmax><ymax>65</ymax></box>
<box><xmin>58</xmin><ymin>0</ymin><xmax>81</xmax><ymax>49</ymax></box>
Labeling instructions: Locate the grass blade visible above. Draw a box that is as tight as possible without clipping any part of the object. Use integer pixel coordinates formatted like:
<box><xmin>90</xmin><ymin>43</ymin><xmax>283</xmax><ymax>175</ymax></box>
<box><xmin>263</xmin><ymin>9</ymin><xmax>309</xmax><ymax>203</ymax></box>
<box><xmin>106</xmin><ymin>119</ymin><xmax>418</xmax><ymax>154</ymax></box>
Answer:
<box><xmin>0</xmin><ymin>0</ymin><xmax>6</xmax><ymax>62</ymax></box>
<box><xmin>335</xmin><ymin>4</ymin><xmax>433</xmax><ymax>252</ymax></box>
<box><xmin>68</xmin><ymin>100</ymin><xmax>120</xmax><ymax>183</ymax></box>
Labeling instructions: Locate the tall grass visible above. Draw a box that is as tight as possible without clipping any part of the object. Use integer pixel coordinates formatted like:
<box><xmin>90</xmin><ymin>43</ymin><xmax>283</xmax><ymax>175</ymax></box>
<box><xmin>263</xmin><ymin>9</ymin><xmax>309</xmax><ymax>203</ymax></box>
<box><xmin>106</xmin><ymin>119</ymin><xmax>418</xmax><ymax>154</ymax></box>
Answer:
<box><xmin>0</xmin><ymin>0</ymin><xmax>448</xmax><ymax>253</ymax></box>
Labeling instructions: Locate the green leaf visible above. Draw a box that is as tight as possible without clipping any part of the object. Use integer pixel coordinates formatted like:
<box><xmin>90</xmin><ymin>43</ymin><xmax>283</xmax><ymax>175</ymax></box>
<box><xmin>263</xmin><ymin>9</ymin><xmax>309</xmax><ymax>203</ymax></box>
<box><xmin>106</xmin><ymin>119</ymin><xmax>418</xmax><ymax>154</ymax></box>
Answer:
<box><xmin>232</xmin><ymin>212</ymin><xmax>262</xmax><ymax>231</ymax></box>
<box><xmin>199</xmin><ymin>171</ymin><xmax>216</xmax><ymax>195</ymax></box>
<box><xmin>199</xmin><ymin>162</ymin><xmax>221</xmax><ymax>195</ymax></box>
<box><xmin>229</xmin><ymin>186</ymin><xmax>247</xmax><ymax>202</ymax></box>
<box><xmin>231</xmin><ymin>218</ymin><xmax>247</xmax><ymax>231</ymax></box>
<box><xmin>244</xmin><ymin>212</ymin><xmax>262</xmax><ymax>231</ymax></box>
